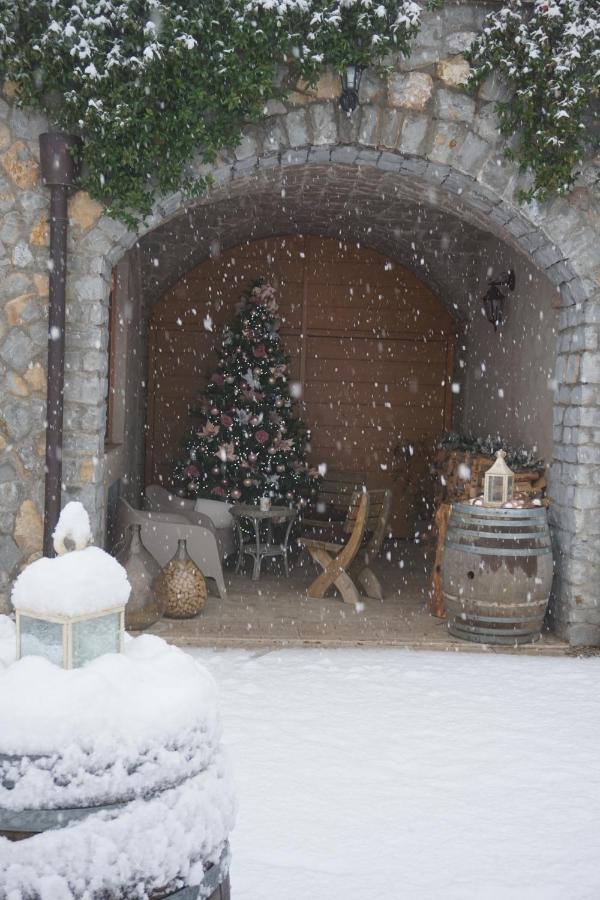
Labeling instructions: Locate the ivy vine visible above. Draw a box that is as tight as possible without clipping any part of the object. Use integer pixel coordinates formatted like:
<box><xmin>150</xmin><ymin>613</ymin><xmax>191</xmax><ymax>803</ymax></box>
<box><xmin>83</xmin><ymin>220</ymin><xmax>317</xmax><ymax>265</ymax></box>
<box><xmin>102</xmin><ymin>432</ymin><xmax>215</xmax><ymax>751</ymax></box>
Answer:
<box><xmin>0</xmin><ymin>0</ymin><xmax>423</xmax><ymax>226</ymax></box>
<box><xmin>467</xmin><ymin>0</ymin><xmax>599</xmax><ymax>203</ymax></box>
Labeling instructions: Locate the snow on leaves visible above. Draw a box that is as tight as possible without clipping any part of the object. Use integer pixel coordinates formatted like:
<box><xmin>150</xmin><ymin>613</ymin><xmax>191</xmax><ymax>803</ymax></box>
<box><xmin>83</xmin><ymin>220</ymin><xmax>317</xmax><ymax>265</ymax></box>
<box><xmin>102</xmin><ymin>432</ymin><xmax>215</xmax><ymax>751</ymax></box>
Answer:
<box><xmin>467</xmin><ymin>0</ymin><xmax>599</xmax><ymax>201</ymax></box>
<box><xmin>0</xmin><ymin>0</ymin><xmax>423</xmax><ymax>225</ymax></box>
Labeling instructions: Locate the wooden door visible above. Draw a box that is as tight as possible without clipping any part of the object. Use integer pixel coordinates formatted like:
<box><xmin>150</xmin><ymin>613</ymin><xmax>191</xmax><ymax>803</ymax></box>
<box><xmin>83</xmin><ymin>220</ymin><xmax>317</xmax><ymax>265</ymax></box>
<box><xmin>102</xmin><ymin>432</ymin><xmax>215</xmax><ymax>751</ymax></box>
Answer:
<box><xmin>146</xmin><ymin>236</ymin><xmax>455</xmax><ymax>537</ymax></box>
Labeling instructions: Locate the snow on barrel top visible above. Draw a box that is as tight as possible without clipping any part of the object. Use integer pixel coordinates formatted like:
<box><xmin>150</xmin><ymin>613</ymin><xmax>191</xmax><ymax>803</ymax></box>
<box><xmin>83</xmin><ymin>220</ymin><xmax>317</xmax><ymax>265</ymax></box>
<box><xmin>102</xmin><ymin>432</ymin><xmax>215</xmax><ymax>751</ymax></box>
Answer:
<box><xmin>11</xmin><ymin>501</ymin><xmax>130</xmax><ymax>618</ymax></box>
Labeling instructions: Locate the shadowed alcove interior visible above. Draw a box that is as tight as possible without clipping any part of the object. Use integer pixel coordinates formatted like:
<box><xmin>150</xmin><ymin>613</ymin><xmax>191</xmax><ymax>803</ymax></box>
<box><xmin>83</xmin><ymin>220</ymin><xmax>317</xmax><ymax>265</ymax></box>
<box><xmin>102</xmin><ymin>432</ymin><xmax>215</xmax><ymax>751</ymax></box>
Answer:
<box><xmin>105</xmin><ymin>163</ymin><xmax>558</xmax><ymax>548</ymax></box>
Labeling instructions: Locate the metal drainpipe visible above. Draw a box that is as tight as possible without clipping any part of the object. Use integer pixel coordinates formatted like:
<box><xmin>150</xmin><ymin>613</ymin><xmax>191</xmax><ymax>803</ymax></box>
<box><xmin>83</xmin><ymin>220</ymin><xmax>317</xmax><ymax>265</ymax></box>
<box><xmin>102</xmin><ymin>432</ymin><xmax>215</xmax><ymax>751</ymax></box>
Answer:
<box><xmin>39</xmin><ymin>132</ymin><xmax>81</xmax><ymax>556</ymax></box>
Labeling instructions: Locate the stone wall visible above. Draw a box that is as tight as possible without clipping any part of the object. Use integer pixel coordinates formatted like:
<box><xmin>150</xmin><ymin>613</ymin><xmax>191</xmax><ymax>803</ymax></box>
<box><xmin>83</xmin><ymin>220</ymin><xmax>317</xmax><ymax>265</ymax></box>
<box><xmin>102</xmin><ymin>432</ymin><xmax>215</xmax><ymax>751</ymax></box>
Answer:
<box><xmin>460</xmin><ymin>239</ymin><xmax>559</xmax><ymax>464</ymax></box>
<box><xmin>0</xmin><ymin>0</ymin><xmax>599</xmax><ymax>643</ymax></box>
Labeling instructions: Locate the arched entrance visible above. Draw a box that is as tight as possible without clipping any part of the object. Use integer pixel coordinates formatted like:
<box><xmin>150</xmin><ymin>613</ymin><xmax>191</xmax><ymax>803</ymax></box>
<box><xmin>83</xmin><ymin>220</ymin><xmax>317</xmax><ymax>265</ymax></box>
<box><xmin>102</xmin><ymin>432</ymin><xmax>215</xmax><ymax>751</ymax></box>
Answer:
<box><xmin>146</xmin><ymin>235</ymin><xmax>456</xmax><ymax>540</ymax></box>
<box><xmin>66</xmin><ymin>142</ymin><xmax>599</xmax><ymax>645</ymax></box>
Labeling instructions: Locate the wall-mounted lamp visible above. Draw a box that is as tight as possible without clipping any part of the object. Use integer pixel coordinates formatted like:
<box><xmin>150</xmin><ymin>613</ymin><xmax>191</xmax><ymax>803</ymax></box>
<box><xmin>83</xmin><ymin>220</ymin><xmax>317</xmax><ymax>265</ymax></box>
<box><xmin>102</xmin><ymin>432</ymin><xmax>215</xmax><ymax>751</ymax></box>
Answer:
<box><xmin>483</xmin><ymin>269</ymin><xmax>515</xmax><ymax>330</ymax></box>
<box><xmin>340</xmin><ymin>65</ymin><xmax>363</xmax><ymax>113</ymax></box>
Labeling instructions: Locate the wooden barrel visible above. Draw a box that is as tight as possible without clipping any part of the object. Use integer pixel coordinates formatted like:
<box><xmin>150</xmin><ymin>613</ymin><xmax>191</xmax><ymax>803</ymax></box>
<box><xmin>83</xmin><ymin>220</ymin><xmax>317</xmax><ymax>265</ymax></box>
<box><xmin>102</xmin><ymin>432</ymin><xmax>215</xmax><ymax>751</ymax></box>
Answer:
<box><xmin>442</xmin><ymin>503</ymin><xmax>553</xmax><ymax>644</ymax></box>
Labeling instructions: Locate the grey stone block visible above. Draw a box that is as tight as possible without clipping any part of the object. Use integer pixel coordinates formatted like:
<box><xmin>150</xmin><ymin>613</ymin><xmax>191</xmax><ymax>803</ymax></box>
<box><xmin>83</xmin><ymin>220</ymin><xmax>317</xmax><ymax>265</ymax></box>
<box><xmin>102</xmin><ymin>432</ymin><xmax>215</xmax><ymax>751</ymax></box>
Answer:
<box><xmin>0</xmin><ymin>535</ymin><xmax>21</xmax><ymax>578</ymax></box>
<box><xmin>445</xmin><ymin>31</ymin><xmax>478</xmax><ymax>55</ymax></box>
<box><xmin>330</xmin><ymin>145</ymin><xmax>359</xmax><ymax>165</ymax></box>
<box><xmin>358</xmin><ymin>105</ymin><xmax>381</xmax><ymax>147</ymax></box>
<box><xmin>0</xmin><ymin>328</ymin><xmax>36</xmax><ymax>371</ymax></box>
<box><xmin>263</xmin><ymin>119</ymin><xmax>288</xmax><ymax>153</ymax></box>
<box><xmin>435</xmin><ymin>88</ymin><xmax>475</xmax><ymax>124</ymax></box>
<box><xmin>456</xmin><ymin>132</ymin><xmax>490</xmax><ymax>174</ymax></box>
<box><xmin>478</xmin><ymin>72</ymin><xmax>512</xmax><ymax>103</ymax></box>
<box><xmin>1</xmin><ymin>397</ymin><xmax>32</xmax><ymax>440</ymax></box>
<box><xmin>281</xmin><ymin>149</ymin><xmax>309</xmax><ymax>166</ymax></box>
<box><xmin>285</xmin><ymin>110</ymin><xmax>309</xmax><ymax>148</ymax></box>
<box><xmin>399</xmin><ymin>114</ymin><xmax>429</xmax><ymax>155</ymax></box>
<box><xmin>380</xmin><ymin>109</ymin><xmax>403</xmax><ymax>150</ymax></box>
<box><xmin>234</xmin><ymin>134</ymin><xmax>258</xmax><ymax>161</ymax></box>
<box><xmin>429</xmin><ymin>121</ymin><xmax>463</xmax><ymax>164</ymax></box>
<box><xmin>567</xmin><ymin>623</ymin><xmax>600</xmax><ymax>647</ymax></box>
<box><xmin>0</xmin><ymin>211</ymin><xmax>24</xmax><ymax>246</ymax></box>
<box><xmin>306</xmin><ymin>147</ymin><xmax>330</xmax><ymax>163</ymax></box>
<box><xmin>0</xmin><ymin>463</ymin><xmax>16</xmax><ymax>483</ymax></box>
<box><xmin>581</xmin><ymin>352</ymin><xmax>600</xmax><ymax>384</ymax></box>
<box><xmin>309</xmin><ymin>104</ymin><xmax>338</xmax><ymax>146</ymax></box>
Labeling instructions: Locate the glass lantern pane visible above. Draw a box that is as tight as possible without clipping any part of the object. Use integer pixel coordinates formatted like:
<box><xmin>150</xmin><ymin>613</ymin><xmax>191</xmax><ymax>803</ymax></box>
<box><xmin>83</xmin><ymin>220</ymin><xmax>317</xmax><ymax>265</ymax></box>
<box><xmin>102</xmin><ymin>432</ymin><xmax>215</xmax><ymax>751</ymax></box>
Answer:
<box><xmin>507</xmin><ymin>475</ymin><xmax>514</xmax><ymax>495</ymax></box>
<box><xmin>71</xmin><ymin>613</ymin><xmax>121</xmax><ymax>668</ymax></box>
<box><xmin>490</xmin><ymin>476</ymin><xmax>504</xmax><ymax>502</ymax></box>
<box><xmin>20</xmin><ymin>616</ymin><xmax>64</xmax><ymax>666</ymax></box>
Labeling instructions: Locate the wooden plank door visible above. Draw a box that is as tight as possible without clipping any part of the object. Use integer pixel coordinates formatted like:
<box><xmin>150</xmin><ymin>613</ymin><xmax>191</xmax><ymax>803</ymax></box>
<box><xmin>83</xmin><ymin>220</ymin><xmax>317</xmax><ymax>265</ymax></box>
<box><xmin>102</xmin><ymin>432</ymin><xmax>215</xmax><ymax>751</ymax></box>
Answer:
<box><xmin>146</xmin><ymin>236</ymin><xmax>456</xmax><ymax>537</ymax></box>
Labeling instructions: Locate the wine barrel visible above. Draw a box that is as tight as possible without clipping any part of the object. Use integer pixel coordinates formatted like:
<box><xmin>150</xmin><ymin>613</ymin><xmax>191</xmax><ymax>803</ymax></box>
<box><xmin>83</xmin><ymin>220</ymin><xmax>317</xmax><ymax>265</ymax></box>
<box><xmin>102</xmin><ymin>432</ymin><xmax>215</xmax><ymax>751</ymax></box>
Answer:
<box><xmin>442</xmin><ymin>503</ymin><xmax>553</xmax><ymax>645</ymax></box>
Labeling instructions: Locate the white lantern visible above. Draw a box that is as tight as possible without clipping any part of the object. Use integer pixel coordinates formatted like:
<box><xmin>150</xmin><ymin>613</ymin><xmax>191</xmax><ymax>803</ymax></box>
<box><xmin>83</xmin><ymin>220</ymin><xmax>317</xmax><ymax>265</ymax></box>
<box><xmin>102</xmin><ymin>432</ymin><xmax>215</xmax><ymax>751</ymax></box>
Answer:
<box><xmin>12</xmin><ymin>502</ymin><xmax>130</xmax><ymax>669</ymax></box>
<box><xmin>483</xmin><ymin>449</ymin><xmax>514</xmax><ymax>507</ymax></box>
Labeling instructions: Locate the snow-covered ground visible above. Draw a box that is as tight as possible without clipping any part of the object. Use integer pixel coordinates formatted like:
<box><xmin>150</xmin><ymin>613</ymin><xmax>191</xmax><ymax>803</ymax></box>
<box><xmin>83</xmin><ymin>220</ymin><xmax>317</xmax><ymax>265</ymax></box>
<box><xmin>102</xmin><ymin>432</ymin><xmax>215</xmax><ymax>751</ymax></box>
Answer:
<box><xmin>190</xmin><ymin>647</ymin><xmax>600</xmax><ymax>900</ymax></box>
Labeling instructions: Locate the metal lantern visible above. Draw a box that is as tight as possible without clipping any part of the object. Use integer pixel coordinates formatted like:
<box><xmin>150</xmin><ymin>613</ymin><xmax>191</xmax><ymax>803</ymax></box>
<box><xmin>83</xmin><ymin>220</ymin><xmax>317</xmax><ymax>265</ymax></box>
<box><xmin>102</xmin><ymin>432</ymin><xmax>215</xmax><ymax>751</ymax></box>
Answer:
<box><xmin>340</xmin><ymin>65</ymin><xmax>363</xmax><ymax>113</ymax></box>
<box><xmin>15</xmin><ymin>606</ymin><xmax>125</xmax><ymax>669</ymax></box>
<box><xmin>482</xmin><ymin>269</ymin><xmax>515</xmax><ymax>331</ymax></box>
<box><xmin>12</xmin><ymin>502</ymin><xmax>129</xmax><ymax>669</ymax></box>
<box><xmin>483</xmin><ymin>450</ymin><xmax>515</xmax><ymax>507</ymax></box>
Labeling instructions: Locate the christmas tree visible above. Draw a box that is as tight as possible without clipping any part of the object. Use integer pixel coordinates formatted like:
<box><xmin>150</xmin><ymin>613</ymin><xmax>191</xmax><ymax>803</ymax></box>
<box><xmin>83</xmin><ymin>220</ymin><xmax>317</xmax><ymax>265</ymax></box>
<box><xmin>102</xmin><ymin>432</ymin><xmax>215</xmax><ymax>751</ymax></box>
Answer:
<box><xmin>169</xmin><ymin>280</ymin><xmax>319</xmax><ymax>506</ymax></box>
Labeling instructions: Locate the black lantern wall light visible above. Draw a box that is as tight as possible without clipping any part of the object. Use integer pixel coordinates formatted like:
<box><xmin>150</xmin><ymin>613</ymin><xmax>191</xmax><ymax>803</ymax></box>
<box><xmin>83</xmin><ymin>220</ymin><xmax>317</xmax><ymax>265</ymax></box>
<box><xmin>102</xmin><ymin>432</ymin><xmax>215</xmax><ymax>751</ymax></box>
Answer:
<box><xmin>482</xmin><ymin>269</ymin><xmax>515</xmax><ymax>330</ymax></box>
<box><xmin>340</xmin><ymin>65</ymin><xmax>363</xmax><ymax>113</ymax></box>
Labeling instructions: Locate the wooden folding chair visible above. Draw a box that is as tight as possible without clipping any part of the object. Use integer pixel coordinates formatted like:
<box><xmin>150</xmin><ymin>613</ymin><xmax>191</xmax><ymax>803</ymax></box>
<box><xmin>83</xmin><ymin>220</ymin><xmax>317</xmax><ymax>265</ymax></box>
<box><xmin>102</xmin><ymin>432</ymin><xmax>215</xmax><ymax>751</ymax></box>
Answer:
<box><xmin>298</xmin><ymin>492</ymin><xmax>369</xmax><ymax>605</ymax></box>
<box><xmin>349</xmin><ymin>488</ymin><xmax>392</xmax><ymax>601</ymax></box>
<box><xmin>302</xmin><ymin>470</ymin><xmax>366</xmax><ymax>528</ymax></box>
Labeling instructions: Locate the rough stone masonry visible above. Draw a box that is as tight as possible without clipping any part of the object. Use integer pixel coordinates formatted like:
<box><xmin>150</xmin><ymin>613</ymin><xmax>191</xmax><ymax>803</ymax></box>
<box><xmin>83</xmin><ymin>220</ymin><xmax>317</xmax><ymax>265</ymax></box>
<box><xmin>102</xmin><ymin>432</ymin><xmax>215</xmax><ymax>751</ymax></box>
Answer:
<box><xmin>0</xmin><ymin>0</ymin><xmax>599</xmax><ymax>645</ymax></box>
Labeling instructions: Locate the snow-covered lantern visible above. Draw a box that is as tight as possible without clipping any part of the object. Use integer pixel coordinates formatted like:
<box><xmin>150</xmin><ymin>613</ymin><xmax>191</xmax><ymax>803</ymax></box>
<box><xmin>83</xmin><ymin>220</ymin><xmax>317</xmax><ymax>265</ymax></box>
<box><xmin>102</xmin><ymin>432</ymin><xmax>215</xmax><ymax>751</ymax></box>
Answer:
<box><xmin>483</xmin><ymin>450</ymin><xmax>515</xmax><ymax>507</ymax></box>
<box><xmin>12</xmin><ymin>502</ymin><xmax>130</xmax><ymax>668</ymax></box>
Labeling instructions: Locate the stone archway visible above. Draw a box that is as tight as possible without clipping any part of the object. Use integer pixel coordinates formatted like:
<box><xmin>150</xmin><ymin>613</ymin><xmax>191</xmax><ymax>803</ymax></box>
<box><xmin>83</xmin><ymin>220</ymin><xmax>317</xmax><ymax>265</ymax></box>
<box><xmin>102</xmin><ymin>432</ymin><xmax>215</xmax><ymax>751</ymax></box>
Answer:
<box><xmin>1</xmin><ymin>5</ymin><xmax>598</xmax><ymax>642</ymax></box>
<box><xmin>83</xmin><ymin>139</ymin><xmax>600</xmax><ymax>645</ymax></box>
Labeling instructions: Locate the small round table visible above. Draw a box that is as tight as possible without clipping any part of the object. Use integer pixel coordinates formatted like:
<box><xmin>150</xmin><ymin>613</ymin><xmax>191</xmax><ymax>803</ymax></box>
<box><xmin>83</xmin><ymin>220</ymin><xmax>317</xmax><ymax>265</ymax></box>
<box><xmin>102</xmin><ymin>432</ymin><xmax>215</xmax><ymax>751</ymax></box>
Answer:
<box><xmin>230</xmin><ymin>504</ymin><xmax>297</xmax><ymax>580</ymax></box>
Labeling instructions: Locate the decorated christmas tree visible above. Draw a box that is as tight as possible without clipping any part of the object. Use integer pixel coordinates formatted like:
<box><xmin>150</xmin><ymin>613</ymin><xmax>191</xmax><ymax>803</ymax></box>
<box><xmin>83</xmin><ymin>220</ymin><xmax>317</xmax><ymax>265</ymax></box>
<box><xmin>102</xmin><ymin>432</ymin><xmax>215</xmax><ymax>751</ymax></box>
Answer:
<box><xmin>169</xmin><ymin>281</ymin><xmax>319</xmax><ymax>506</ymax></box>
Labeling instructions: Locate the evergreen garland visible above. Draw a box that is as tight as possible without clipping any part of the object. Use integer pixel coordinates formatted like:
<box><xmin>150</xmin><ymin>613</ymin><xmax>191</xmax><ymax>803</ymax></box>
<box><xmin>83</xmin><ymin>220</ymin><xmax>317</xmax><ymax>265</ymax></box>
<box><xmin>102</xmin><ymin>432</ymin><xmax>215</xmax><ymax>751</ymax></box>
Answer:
<box><xmin>439</xmin><ymin>432</ymin><xmax>544</xmax><ymax>470</ymax></box>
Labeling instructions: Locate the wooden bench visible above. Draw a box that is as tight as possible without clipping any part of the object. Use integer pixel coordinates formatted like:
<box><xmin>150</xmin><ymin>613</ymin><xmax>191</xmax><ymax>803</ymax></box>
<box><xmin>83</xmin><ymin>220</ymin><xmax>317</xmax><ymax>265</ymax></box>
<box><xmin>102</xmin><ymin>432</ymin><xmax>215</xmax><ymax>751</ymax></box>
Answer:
<box><xmin>298</xmin><ymin>488</ymin><xmax>392</xmax><ymax>603</ymax></box>
<box><xmin>302</xmin><ymin>470</ymin><xmax>366</xmax><ymax>528</ymax></box>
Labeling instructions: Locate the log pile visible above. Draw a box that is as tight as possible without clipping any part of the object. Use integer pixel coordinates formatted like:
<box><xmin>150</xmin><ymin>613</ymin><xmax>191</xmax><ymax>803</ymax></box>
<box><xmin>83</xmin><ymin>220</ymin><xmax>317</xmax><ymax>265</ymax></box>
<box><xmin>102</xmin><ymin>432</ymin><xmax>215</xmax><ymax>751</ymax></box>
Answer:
<box><xmin>428</xmin><ymin>448</ymin><xmax>547</xmax><ymax>618</ymax></box>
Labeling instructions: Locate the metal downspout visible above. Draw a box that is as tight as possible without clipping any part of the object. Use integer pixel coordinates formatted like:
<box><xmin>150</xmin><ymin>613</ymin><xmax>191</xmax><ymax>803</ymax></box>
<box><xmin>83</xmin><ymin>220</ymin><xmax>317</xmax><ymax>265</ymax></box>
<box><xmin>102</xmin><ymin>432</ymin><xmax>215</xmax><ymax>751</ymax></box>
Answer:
<box><xmin>39</xmin><ymin>132</ymin><xmax>80</xmax><ymax>556</ymax></box>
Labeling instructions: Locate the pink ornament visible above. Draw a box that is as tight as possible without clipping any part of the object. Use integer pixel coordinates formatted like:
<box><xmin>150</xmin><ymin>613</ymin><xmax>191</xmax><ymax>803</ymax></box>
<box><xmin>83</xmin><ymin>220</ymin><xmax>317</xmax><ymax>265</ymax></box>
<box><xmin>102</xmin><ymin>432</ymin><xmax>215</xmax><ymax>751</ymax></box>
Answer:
<box><xmin>253</xmin><ymin>344</ymin><xmax>267</xmax><ymax>359</ymax></box>
<box><xmin>255</xmin><ymin>430</ymin><xmax>269</xmax><ymax>444</ymax></box>
<box><xmin>231</xmin><ymin>488</ymin><xmax>242</xmax><ymax>500</ymax></box>
<box><xmin>186</xmin><ymin>464</ymin><xmax>199</xmax><ymax>477</ymax></box>
<box><xmin>221</xmin><ymin>414</ymin><xmax>233</xmax><ymax>427</ymax></box>
<box><xmin>248</xmin><ymin>452</ymin><xmax>258</xmax><ymax>463</ymax></box>
<box><xmin>211</xmin><ymin>486</ymin><xmax>225</xmax><ymax>497</ymax></box>
<box><xmin>211</xmin><ymin>373</ymin><xmax>224</xmax><ymax>386</ymax></box>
